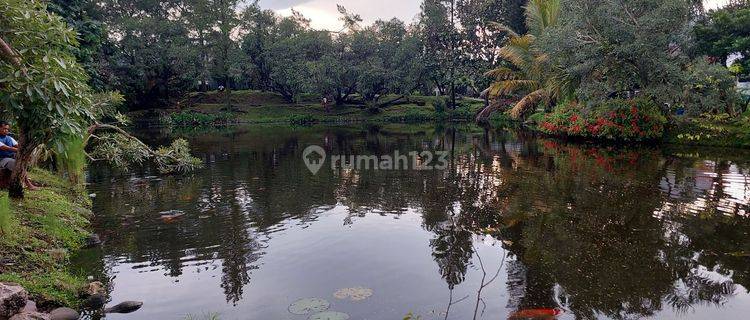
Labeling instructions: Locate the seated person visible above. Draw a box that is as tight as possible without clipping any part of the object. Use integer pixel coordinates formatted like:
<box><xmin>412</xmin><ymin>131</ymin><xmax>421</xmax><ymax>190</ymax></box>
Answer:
<box><xmin>0</xmin><ymin>121</ymin><xmax>39</xmax><ymax>190</ymax></box>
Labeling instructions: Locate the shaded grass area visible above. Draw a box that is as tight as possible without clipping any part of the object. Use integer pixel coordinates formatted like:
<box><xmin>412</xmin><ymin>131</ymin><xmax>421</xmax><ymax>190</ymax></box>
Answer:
<box><xmin>152</xmin><ymin>90</ymin><xmax>486</xmax><ymax>126</ymax></box>
<box><xmin>0</xmin><ymin>169</ymin><xmax>91</xmax><ymax>308</ymax></box>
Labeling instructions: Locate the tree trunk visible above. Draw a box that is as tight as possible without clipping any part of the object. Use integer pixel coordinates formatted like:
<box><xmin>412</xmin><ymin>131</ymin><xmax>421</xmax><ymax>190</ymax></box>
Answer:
<box><xmin>8</xmin><ymin>130</ymin><xmax>36</xmax><ymax>199</ymax></box>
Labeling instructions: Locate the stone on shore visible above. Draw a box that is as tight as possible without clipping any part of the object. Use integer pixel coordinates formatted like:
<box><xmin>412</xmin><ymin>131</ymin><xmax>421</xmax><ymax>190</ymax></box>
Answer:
<box><xmin>103</xmin><ymin>301</ymin><xmax>143</xmax><ymax>314</ymax></box>
<box><xmin>82</xmin><ymin>293</ymin><xmax>106</xmax><ymax>310</ymax></box>
<box><xmin>21</xmin><ymin>301</ymin><xmax>36</xmax><ymax>313</ymax></box>
<box><xmin>49</xmin><ymin>307</ymin><xmax>79</xmax><ymax>320</ymax></box>
<box><xmin>8</xmin><ymin>312</ymin><xmax>50</xmax><ymax>320</ymax></box>
<box><xmin>0</xmin><ymin>283</ymin><xmax>28</xmax><ymax>319</ymax></box>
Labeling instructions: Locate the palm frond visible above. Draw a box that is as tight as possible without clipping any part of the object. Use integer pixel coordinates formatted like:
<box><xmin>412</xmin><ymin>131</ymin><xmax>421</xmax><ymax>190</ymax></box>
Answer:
<box><xmin>525</xmin><ymin>0</ymin><xmax>561</xmax><ymax>37</ymax></box>
<box><xmin>485</xmin><ymin>67</ymin><xmax>518</xmax><ymax>80</ymax></box>
<box><xmin>488</xmin><ymin>79</ymin><xmax>539</xmax><ymax>97</ymax></box>
<box><xmin>510</xmin><ymin>89</ymin><xmax>548</xmax><ymax>119</ymax></box>
<box><xmin>487</xmin><ymin>21</ymin><xmax>520</xmax><ymax>38</ymax></box>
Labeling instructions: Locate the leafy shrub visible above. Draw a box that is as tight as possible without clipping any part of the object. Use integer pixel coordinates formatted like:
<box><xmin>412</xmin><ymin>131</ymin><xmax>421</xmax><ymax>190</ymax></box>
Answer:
<box><xmin>538</xmin><ymin>98</ymin><xmax>666</xmax><ymax>141</ymax></box>
<box><xmin>682</xmin><ymin>59</ymin><xmax>742</xmax><ymax>116</ymax></box>
<box><xmin>667</xmin><ymin>113</ymin><xmax>750</xmax><ymax>147</ymax></box>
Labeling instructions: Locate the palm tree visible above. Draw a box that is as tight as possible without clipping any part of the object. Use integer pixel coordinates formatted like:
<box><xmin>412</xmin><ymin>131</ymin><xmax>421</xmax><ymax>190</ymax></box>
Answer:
<box><xmin>477</xmin><ymin>0</ymin><xmax>574</xmax><ymax>121</ymax></box>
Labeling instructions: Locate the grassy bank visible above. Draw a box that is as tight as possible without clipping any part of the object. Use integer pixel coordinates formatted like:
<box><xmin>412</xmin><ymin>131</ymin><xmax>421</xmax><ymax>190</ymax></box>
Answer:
<box><xmin>0</xmin><ymin>169</ymin><xmax>92</xmax><ymax>308</ymax></box>
<box><xmin>133</xmin><ymin>90</ymin><xmax>486</xmax><ymax>125</ymax></box>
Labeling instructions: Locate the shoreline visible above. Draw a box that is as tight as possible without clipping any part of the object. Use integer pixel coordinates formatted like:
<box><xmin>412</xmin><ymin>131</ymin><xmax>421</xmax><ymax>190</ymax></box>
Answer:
<box><xmin>0</xmin><ymin>169</ymin><xmax>94</xmax><ymax>309</ymax></box>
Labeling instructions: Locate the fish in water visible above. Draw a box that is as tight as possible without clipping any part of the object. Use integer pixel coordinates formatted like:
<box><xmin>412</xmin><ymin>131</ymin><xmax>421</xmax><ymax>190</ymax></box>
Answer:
<box><xmin>104</xmin><ymin>301</ymin><xmax>143</xmax><ymax>314</ymax></box>
<box><xmin>508</xmin><ymin>308</ymin><xmax>562</xmax><ymax>319</ymax></box>
<box><xmin>159</xmin><ymin>210</ymin><xmax>185</xmax><ymax>223</ymax></box>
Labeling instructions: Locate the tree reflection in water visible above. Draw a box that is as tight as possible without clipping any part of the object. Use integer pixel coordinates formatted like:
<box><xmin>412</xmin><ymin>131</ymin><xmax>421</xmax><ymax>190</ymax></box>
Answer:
<box><xmin>79</xmin><ymin>124</ymin><xmax>750</xmax><ymax>319</ymax></box>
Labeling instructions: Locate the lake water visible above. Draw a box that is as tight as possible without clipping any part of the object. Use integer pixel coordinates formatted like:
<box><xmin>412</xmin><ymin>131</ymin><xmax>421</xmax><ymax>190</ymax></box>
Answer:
<box><xmin>74</xmin><ymin>124</ymin><xmax>750</xmax><ymax>320</ymax></box>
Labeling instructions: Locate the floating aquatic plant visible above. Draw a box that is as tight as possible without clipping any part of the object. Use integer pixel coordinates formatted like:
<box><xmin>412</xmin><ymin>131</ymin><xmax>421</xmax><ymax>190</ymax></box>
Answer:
<box><xmin>288</xmin><ymin>298</ymin><xmax>330</xmax><ymax>315</ymax></box>
<box><xmin>309</xmin><ymin>311</ymin><xmax>350</xmax><ymax>320</ymax></box>
<box><xmin>333</xmin><ymin>287</ymin><xmax>373</xmax><ymax>301</ymax></box>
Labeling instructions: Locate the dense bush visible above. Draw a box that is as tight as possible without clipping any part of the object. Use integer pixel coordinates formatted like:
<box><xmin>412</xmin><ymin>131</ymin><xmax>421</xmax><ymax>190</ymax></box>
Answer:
<box><xmin>682</xmin><ymin>59</ymin><xmax>743</xmax><ymax>116</ymax></box>
<box><xmin>538</xmin><ymin>98</ymin><xmax>666</xmax><ymax>141</ymax></box>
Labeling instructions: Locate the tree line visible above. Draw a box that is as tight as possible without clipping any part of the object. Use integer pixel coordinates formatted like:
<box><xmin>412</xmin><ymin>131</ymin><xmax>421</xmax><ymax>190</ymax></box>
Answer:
<box><xmin>50</xmin><ymin>0</ymin><xmax>529</xmax><ymax>109</ymax></box>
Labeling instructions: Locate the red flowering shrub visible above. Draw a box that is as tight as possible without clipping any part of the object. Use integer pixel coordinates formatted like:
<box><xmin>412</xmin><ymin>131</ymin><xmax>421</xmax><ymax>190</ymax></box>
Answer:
<box><xmin>537</xmin><ymin>98</ymin><xmax>666</xmax><ymax>141</ymax></box>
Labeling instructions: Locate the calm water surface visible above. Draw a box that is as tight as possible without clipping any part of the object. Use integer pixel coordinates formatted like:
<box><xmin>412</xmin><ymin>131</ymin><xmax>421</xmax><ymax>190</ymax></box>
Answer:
<box><xmin>74</xmin><ymin>124</ymin><xmax>750</xmax><ymax>320</ymax></box>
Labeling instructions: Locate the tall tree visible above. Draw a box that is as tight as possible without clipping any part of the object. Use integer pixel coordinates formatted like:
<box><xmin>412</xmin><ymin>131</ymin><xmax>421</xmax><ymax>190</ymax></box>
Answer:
<box><xmin>101</xmin><ymin>0</ymin><xmax>199</xmax><ymax>108</ymax></box>
<box><xmin>47</xmin><ymin>0</ymin><xmax>112</xmax><ymax>91</ymax></box>
<box><xmin>418</xmin><ymin>0</ymin><xmax>455</xmax><ymax>97</ymax></box>
<box><xmin>694</xmin><ymin>0</ymin><xmax>750</xmax><ymax>79</ymax></box>
<box><xmin>539</xmin><ymin>0</ymin><xmax>694</xmax><ymax>110</ymax></box>
<box><xmin>1</xmin><ymin>0</ymin><xmax>95</xmax><ymax>197</ymax></box>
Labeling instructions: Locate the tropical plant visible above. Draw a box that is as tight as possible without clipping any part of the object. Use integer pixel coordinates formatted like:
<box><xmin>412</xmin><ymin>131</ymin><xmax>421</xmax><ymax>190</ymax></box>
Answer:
<box><xmin>479</xmin><ymin>0</ymin><xmax>574</xmax><ymax>121</ymax></box>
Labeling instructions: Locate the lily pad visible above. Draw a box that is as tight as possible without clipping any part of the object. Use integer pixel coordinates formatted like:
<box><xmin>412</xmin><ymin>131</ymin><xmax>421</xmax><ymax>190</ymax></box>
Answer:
<box><xmin>333</xmin><ymin>287</ymin><xmax>373</xmax><ymax>301</ymax></box>
<box><xmin>309</xmin><ymin>311</ymin><xmax>350</xmax><ymax>320</ymax></box>
<box><xmin>288</xmin><ymin>298</ymin><xmax>330</xmax><ymax>315</ymax></box>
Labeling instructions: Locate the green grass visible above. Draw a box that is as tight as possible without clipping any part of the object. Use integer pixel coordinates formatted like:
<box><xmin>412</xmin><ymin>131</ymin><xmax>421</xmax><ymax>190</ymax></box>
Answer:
<box><xmin>0</xmin><ymin>169</ymin><xmax>92</xmax><ymax>308</ymax></box>
<box><xmin>157</xmin><ymin>90</ymin><xmax>487</xmax><ymax>125</ymax></box>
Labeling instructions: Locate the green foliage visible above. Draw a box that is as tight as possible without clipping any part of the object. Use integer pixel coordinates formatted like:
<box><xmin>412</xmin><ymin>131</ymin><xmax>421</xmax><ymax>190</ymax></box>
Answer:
<box><xmin>47</xmin><ymin>0</ymin><xmax>110</xmax><ymax>90</ymax></box>
<box><xmin>88</xmin><ymin>132</ymin><xmax>149</xmax><ymax>169</ymax></box>
<box><xmin>96</xmin><ymin>0</ymin><xmax>228</xmax><ymax>107</ymax></box>
<box><xmin>1</xmin><ymin>0</ymin><xmax>95</xmax><ymax>139</ymax></box>
<box><xmin>667</xmin><ymin>114</ymin><xmax>750</xmax><ymax>147</ymax></box>
<box><xmin>153</xmin><ymin>139</ymin><xmax>204</xmax><ymax>174</ymax></box>
<box><xmin>483</xmin><ymin>0</ymin><xmax>574</xmax><ymax>119</ymax></box>
<box><xmin>538</xmin><ymin>98</ymin><xmax>667</xmax><ymax>141</ymax></box>
<box><xmin>694</xmin><ymin>1</ymin><xmax>750</xmax><ymax>79</ymax></box>
<box><xmin>538</xmin><ymin>0</ymin><xmax>694</xmax><ymax>109</ymax></box>
<box><xmin>683</xmin><ymin>58</ymin><xmax>743</xmax><ymax>115</ymax></box>
<box><xmin>90</xmin><ymin>132</ymin><xmax>202</xmax><ymax>174</ymax></box>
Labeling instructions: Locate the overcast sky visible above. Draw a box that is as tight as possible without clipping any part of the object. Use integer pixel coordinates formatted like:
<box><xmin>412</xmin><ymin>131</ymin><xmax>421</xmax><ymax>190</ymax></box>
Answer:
<box><xmin>259</xmin><ymin>0</ymin><xmax>732</xmax><ymax>31</ymax></box>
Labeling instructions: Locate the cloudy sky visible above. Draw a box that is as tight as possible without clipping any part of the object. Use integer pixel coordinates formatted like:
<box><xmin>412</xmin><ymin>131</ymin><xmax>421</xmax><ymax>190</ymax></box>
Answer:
<box><xmin>259</xmin><ymin>0</ymin><xmax>732</xmax><ymax>31</ymax></box>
